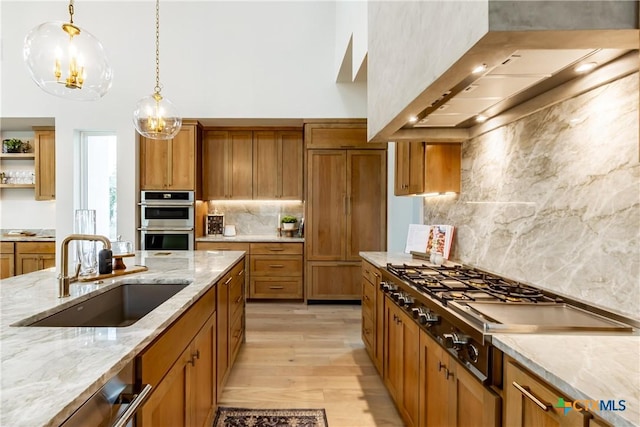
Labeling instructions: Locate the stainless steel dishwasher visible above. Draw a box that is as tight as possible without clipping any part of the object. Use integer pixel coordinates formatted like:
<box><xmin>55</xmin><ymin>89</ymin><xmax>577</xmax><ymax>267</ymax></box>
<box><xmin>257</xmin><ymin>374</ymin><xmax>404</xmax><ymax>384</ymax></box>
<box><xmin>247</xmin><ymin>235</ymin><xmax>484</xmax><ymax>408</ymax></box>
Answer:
<box><xmin>60</xmin><ymin>360</ymin><xmax>151</xmax><ymax>427</ymax></box>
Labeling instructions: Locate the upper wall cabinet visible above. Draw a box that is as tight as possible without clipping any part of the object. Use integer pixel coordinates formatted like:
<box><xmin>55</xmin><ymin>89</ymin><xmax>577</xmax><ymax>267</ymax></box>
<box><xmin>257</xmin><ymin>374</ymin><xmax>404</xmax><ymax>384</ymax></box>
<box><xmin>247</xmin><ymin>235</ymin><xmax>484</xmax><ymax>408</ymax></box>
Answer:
<box><xmin>203</xmin><ymin>129</ymin><xmax>303</xmax><ymax>201</ymax></box>
<box><xmin>394</xmin><ymin>141</ymin><xmax>461</xmax><ymax>196</ymax></box>
<box><xmin>139</xmin><ymin>121</ymin><xmax>202</xmax><ymax>196</ymax></box>
<box><xmin>202</xmin><ymin>130</ymin><xmax>253</xmax><ymax>200</ymax></box>
<box><xmin>305</xmin><ymin>121</ymin><xmax>386</xmax><ymax>149</ymax></box>
<box><xmin>253</xmin><ymin>130</ymin><xmax>303</xmax><ymax>200</ymax></box>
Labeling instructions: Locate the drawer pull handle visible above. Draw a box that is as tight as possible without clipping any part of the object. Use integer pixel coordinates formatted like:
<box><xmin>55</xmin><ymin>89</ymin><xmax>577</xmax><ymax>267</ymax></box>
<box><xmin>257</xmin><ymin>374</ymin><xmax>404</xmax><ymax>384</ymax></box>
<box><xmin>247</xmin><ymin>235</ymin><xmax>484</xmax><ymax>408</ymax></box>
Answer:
<box><xmin>224</xmin><ymin>277</ymin><xmax>232</xmax><ymax>285</ymax></box>
<box><xmin>438</xmin><ymin>361</ymin><xmax>445</xmax><ymax>372</ymax></box>
<box><xmin>269</xmin><ymin>264</ymin><xmax>285</xmax><ymax>268</ymax></box>
<box><xmin>235</xmin><ymin>296</ymin><xmax>242</xmax><ymax>303</ymax></box>
<box><xmin>239</xmin><ymin>270</ymin><xmax>245</xmax><ymax>276</ymax></box>
<box><xmin>269</xmin><ymin>286</ymin><xmax>284</xmax><ymax>290</ymax></box>
<box><xmin>512</xmin><ymin>381</ymin><xmax>551</xmax><ymax>411</ymax></box>
<box><xmin>444</xmin><ymin>368</ymin><xmax>453</xmax><ymax>380</ymax></box>
<box><xmin>268</xmin><ymin>248</ymin><xmax>284</xmax><ymax>251</ymax></box>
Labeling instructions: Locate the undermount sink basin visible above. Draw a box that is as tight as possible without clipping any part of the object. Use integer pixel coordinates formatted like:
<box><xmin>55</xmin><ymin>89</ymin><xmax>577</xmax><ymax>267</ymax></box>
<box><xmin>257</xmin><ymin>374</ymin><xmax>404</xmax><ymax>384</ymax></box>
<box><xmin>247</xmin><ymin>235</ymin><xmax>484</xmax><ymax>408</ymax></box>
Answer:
<box><xmin>16</xmin><ymin>282</ymin><xmax>190</xmax><ymax>328</ymax></box>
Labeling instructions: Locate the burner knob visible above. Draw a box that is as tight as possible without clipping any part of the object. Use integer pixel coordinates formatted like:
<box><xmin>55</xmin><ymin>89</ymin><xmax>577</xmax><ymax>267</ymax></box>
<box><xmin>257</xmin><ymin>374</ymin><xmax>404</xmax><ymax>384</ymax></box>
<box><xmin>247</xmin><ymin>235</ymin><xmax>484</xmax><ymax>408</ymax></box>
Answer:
<box><xmin>443</xmin><ymin>332</ymin><xmax>469</xmax><ymax>349</ymax></box>
<box><xmin>411</xmin><ymin>307</ymin><xmax>424</xmax><ymax>319</ymax></box>
<box><xmin>398</xmin><ymin>294</ymin><xmax>414</xmax><ymax>307</ymax></box>
<box><xmin>380</xmin><ymin>281</ymin><xmax>390</xmax><ymax>292</ymax></box>
<box><xmin>391</xmin><ymin>292</ymin><xmax>402</xmax><ymax>302</ymax></box>
<box><xmin>467</xmin><ymin>344</ymin><xmax>480</xmax><ymax>363</ymax></box>
<box><xmin>423</xmin><ymin>311</ymin><xmax>439</xmax><ymax>325</ymax></box>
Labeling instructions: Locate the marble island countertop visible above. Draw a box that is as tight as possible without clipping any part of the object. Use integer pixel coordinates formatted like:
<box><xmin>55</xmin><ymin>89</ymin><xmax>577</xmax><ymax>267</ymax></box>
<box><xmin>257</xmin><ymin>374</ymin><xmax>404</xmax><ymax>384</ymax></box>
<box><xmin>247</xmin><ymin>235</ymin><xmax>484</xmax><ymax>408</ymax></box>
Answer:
<box><xmin>0</xmin><ymin>228</ymin><xmax>55</xmax><ymax>242</ymax></box>
<box><xmin>360</xmin><ymin>251</ymin><xmax>640</xmax><ymax>427</ymax></box>
<box><xmin>0</xmin><ymin>250</ymin><xmax>245</xmax><ymax>427</ymax></box>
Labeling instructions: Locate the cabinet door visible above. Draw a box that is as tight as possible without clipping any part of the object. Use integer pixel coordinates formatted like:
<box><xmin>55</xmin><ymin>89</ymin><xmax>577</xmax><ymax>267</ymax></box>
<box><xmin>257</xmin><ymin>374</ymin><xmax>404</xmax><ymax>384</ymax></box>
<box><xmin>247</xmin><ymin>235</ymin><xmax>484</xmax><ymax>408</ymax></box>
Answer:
<box><xmin>140</xmin><ymin>138</ymin><xmax>169</xmax><ymax>190</ymax></box>
<box><xmin>505</xmin><ymin>360</ymin><xmax>587</xmax><ymax>427</ymax></box>
<box><xmin>420</xmin><ymin>329</ymin><xmax>451</xmax><ymax>427</ymax></box>
<box><xmin>216</xmin><ymin>272</ymin><xmax>231</xmax><ymax>400</ymax></box>
<box><xmin>1</xmin><ymin>242</ymin><xmax>15</xmax><ymax>279</ymax></box>
<box><xmin>34</xmin><ymin>129</ymin><xmax>55</xmax><ymax>200</ymax></box>
<box><xmin>346</xmin><ymin>150</ymin><xmax>386</xmax><ymax>260</ymax></box>
<box><xmin>425</xmin><ymin>144</ymin><xmax>461</xmax><ymax>194</ymax></box>
<box><xmin>384</xmin><ymin>301</ymin><xmax>403</xmax><ymax>403</ymax></box>
<box><xmin>450</xmin><ymin>359</ymin><xmax>500</xmax><ymax>427</ymax></box>
<box><xmin>279</xmin><ymin>131</ymin><xmax>303</xmax><ymax>200</ymax></box>
<box><xmin>229</xmin><ymin>131</ymin><xmax>253</xmax><ymax>199</ymax></box>
<box><xmin>192</xmin><ymin>316</ymin><xmax>216</xmax><ymax>427</ymax></box>
<box><xmin>253</xmin><ymin>131</ymin><xmax>278</xmax><ymax>199</ymax></box>
<box><xmin>202</xmin><ymin>131</ymin><xmax>227</xmax><ymax>199</ymax></box>
<box><xmin>305</xmin><ymin>261</ymin><xmax>360</xmax><ymax>300</ymax></box>
<box><xmin>394</xmin><ymin>141</ymin><xmax>410</xmax><ymax>195</ymax></box>
<box><xmin>139</xmin><ymin>346</ymin><xmax>191</xmax><ymax>427</ymax></box>
<box><xmin>306</xmin><ymin>150</ymin><xmax>346</xmax><ymax>260</ymax></box>
<box><xmin>169</xmin><ymin>124</ymin><xmax>196</xmax><ymax>190</ymax></box>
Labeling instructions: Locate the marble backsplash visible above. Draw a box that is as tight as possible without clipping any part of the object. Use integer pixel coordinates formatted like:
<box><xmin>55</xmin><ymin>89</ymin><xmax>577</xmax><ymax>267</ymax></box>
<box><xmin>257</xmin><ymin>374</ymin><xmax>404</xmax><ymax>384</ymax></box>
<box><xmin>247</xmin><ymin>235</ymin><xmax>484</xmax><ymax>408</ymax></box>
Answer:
<box><xmin>424</xmin><ymin>72</ymin><xmax>639</xmax><ymax>319</ymax></box>
<box><xmin>206</xmin><ymin>201</ymin><xmax>304</xmax><ymax>236</ymax></box>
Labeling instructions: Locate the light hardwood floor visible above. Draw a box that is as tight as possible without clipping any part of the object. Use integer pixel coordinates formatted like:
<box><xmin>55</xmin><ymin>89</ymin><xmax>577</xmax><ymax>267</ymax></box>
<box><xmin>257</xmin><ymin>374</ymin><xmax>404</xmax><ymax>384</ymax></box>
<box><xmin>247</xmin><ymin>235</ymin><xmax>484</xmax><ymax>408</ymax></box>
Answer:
<box><xmin>219</xmin><ymin>302</ymin><xmax>404</xmax><ymax>427</ymax></box>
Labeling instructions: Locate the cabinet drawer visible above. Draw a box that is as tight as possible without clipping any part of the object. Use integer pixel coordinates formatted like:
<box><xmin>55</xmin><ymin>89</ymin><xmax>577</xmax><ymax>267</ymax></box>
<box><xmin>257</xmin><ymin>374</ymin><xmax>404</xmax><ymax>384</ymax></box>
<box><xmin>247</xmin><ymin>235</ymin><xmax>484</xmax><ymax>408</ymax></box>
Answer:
<box><xmin>304</xmin><ymin>123</ymin><xmax>385</xmax><ymax>149</ymax></box>
<box><xmin>15</xmin><ymin>241</ymin><xmax>55</xmax><ymax>254</ymax></box>
<box><xmin>229</xmin><ymin>280</ymin><xmax>244</xmax><ymax>323</ymax></box>
<box><xmin>250</xmin><ymin>242</ymin><xmax>302</xmax><ymax>255</ymax></box>
<box><xmin>362</xmin><ymin>260</ymin><xmax>380</xmax><ymax>285</ymax></box>
<box><xmin>250</xmin><ymin>277</ymin><xmax>303</xmax><ymax>299</ymax></box>
<box><xmin>362</xmin><ymin>278</ymin><xmax>375</xmax><ymax>316</ymax></box>
<box><xmin>251</xmin><ymin>255</ymin><xmax>302</xmax><ymax>276</ymax></box>
<box><xmin>1</xmin><ymin>242</ymin><xmax>14</xmax><ymax>254</ymax></box>
<box><xmin>138</xmin><ymin>285</ymin><xmax>215</xmax><ymax>387</ymax></box>
<box><xmin>362</xmin><ymin>311</ymin><xmax>374</xmax><ymax>351</ymax></box>
<box><xmin>196</xmin><ymin>242</ymin><xmax>250</xmax><ymax>252</ymax></box>
<box><xmin>229</xmin><ymin>308</ymin><xmax>244</xmax><ymax>360</ymax></box>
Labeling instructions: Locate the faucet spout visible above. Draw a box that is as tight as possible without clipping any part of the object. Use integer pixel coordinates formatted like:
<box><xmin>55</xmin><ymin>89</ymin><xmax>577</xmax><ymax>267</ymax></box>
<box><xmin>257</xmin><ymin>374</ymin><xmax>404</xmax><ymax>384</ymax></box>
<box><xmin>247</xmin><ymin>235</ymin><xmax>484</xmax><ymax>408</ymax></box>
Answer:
<box><xmin>58</xmin><ymin>234</ymin><xmax>111</xmax><ymax>298</ymax></box>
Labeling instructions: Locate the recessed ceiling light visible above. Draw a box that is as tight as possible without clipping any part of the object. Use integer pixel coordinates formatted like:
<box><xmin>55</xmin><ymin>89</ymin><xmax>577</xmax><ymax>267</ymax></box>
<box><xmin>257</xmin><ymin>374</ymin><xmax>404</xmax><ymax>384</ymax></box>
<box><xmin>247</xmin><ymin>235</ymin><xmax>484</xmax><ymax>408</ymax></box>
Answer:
<box><xmin>408</xmin><ymin>116</ymin><xmax>418</xmax><ymax>124</ymax></box>
<box><xmin>472</xmin><ymin>64</ymin><xmax>487</xmax><ymax>74</ymax></box>
<box><xmin>574</xmin><ymin>62</ymin><xmax>598</xmax><ymax>73</ymax></box>
<box><xmin>476</xmin><ymin>115</ymin><xmax>488</xmax><ymax>123</ymax></box>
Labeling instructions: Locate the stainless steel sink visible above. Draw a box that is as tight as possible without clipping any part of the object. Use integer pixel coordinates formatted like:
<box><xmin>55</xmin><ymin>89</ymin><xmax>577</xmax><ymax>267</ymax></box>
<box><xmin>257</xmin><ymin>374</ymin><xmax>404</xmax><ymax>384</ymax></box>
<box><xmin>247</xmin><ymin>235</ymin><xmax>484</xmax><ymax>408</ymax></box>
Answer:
<box><xmin>16</xmin><ymin>282</ymin><xmax>189</xmax><ymax>327</ymax></box>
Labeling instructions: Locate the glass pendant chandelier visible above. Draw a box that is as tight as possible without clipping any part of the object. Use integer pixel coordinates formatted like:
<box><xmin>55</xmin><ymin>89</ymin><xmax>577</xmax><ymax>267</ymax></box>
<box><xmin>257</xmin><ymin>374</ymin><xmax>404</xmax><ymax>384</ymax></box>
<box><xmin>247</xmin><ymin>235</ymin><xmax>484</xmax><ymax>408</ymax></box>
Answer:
<box><xmin>133</xmin><ymin>0</ymin><xmax>182</xmax><ymax>140</ymax></box>
<box><xmin>23</xmin><ymin>0</ymin><xmax>112</xmax><ymax>101</ymax></box>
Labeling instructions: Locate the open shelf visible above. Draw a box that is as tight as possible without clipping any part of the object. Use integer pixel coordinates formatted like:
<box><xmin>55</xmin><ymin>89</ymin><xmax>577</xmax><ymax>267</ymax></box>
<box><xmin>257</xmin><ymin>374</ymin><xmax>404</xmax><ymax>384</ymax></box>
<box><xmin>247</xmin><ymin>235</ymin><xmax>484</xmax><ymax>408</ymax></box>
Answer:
<box><xmin>0</xmin><ymin>153</ymin><xmax>35</xmax><ymax>159</ymax></box>
<box><xmin>0</xmin><ymin>184</ymin><xmax>35</xmax><ymax>189</ymax></box>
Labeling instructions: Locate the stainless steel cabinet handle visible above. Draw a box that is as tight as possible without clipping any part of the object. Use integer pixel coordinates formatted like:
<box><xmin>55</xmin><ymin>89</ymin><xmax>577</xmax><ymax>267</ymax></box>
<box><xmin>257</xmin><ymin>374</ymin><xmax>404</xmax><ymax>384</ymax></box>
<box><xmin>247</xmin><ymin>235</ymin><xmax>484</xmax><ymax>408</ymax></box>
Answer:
<box><xmin>512</xmin><ymin>381</ymin><xmax>550</xmax><ymax>411</ymax></box>
<box><xmin>112</xmin><ymin>384</ymin><xmax>152</xmax><ymax>427</ymax></box>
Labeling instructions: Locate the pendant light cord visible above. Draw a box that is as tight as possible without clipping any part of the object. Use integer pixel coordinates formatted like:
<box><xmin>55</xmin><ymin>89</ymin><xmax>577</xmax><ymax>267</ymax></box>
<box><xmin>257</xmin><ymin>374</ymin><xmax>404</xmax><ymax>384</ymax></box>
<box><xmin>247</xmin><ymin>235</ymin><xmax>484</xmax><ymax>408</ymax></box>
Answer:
<box><xmin>68</xmin><ymin>0</ymin><xmax>75</xmax><ymax>24</ymax></box>
<box><xmin>154</xmin><ymin>0</ymin><xmax>161</xmax><ymax>96</ymax></box>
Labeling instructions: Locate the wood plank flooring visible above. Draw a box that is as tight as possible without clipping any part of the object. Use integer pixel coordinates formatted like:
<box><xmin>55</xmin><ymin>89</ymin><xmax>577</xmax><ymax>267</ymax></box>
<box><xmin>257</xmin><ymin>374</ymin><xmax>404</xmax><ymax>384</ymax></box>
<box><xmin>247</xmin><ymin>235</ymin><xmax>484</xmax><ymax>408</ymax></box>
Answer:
<box><xmin>219</xmin><ymin>302</ymin><xmax>404</xmax><ymax>427</ymax></box>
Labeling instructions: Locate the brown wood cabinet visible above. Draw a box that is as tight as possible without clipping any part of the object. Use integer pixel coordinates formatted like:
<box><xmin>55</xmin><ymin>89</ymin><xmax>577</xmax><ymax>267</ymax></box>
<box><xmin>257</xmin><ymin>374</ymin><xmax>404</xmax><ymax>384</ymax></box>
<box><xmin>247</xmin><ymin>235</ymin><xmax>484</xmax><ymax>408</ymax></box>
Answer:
<box><xmin>0</xmin><ymin>242</ymin><xmax>15</xmax><ymax>279</ymax></box>
<box><xmin>253</xmin><ymin>131</ymin><xmax>303</xmax><ymax>200</ymax></box>
<box><xmin>33</xmin><ymin>127</ymin><xmax>56</xmax><ymax>200</ymax></box>
<box><xmin>140</xmin><ymin>121</ymin><xmax>202</xmax><ymax>194</ymax></box>
<box><xmin>420</xmin><ymin>329</ymin><xmax>500</xmax><ymax>427</ymax></box>
<box><xmin>304</xmin><ymin>122</ymin><xmax>386</xmax><ymax>149</ymax></box>
<box><xmin>202</xmin><ymin>130</ymin><xmax>253</xmax><ymax>200</ymax></box>
<box><xmin>15</xmin><ymin>242</ymin><xmax>55</xmax><ymax>275</ymax></box>
<box><xmin>249</xmin><ymin>242</ymin><xmax>303</xmax><ymax>299</ymax></box>
<box><xmin>361</xmin><ymin>260</ymin><xmax>384</xmax><ymax>375</ymax></box>
<box><xmin>505</xmin><ymin>359</ymin><xmax>588</xmax><ymax>427</ymax></box>
<box><xmin>305</xmin><ymin>130</ymin><xmax>387</xmax><ymax>300</ymax></box>
<box><xmin>394</xmin><ymin>141</ymin><xmax>461</xmax><ymax>196</ymax></box>
<box><xmin>384</xmin><ymin>296</ymin><xmax>420</xmax><ymax>427</ymax></box>
<box><xmin>138</xmin><ymin>281</ymin><xmax>217</xmax><ymax>427</ymax></box>
<box><xmin>216</xmin><ymin>260</ymin><xmax>245</xmax><ymax>400</ymax></box>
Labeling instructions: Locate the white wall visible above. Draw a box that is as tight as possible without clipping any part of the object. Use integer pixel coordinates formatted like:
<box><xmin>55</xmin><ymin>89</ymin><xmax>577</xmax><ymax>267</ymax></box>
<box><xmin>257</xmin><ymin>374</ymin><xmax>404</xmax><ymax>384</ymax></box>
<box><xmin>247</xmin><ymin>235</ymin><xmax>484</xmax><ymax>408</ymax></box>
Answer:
<box><xmin>0</xmin><ymin>1</ymin><xmax>367</xmax><ymax>246</ymax></box>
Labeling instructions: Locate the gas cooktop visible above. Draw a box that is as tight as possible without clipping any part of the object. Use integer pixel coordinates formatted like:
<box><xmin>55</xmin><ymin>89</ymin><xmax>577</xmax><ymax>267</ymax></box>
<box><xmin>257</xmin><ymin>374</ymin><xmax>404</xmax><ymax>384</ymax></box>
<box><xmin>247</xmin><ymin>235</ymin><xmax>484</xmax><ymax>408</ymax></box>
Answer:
<box><xmin>384</xmin><ymin>263</ymin><xmax>636</xmax><ymax>334</ymax></box>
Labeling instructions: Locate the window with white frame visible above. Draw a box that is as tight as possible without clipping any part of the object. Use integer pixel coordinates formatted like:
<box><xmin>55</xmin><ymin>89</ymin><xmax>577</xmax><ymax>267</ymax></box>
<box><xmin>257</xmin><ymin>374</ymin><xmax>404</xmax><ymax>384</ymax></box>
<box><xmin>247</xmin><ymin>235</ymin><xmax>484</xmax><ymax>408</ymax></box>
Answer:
<box><xmin>78</xmin><ymin>131</ymin><xmax>117</xmax><ymax>240</ymax></box>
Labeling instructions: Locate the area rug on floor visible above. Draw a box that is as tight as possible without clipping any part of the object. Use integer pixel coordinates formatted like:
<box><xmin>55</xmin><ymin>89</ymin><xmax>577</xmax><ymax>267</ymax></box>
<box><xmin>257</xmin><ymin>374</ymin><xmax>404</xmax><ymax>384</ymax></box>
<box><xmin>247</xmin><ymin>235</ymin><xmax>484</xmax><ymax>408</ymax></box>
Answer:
<box><xmin>213</xmin><ymin>407</ymin><xmax>328</xmax><ymax>427</ymax></box>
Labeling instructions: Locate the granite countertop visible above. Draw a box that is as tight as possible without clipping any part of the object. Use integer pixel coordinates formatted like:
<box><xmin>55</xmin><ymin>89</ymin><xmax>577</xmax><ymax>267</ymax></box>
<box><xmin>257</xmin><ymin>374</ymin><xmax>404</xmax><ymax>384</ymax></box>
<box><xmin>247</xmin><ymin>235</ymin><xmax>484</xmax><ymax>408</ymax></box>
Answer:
<box><xmin>0</xmin><ymin>250</ymin><xmax>245</xmax><ymax>427</ymax></box>
<box><xmin>0</xmin><ymin>229</ymin><xmax>55</xmax><ymax>242</ymax></box>
<box><xmin>197</xmin><ymin>234</ymin><xmax>304</xmax><ymax>243</ymax></box>
<box><xmin>360</xmin><ymin>251</ymin><xmax>640</xmax><ymax>427</ymax></box>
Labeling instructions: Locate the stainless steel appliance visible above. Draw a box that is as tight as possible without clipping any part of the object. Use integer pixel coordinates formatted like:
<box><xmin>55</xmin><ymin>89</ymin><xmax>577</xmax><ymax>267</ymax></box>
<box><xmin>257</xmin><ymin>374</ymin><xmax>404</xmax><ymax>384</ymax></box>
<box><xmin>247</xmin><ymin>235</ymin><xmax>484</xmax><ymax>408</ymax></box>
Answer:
<box><xmin>139</xmin><ymin>191</ymin><xmax>195</xmax><ymax>250</ymax></box>
<box><xmin>60</xmin><ymin>360</ymin><xmax>151</xmax><ymax>427</ymax></box>
<box><xmin>380</xmin><ymin>263</ymin><xmax>637</xmax><ymax>384</ymax></box>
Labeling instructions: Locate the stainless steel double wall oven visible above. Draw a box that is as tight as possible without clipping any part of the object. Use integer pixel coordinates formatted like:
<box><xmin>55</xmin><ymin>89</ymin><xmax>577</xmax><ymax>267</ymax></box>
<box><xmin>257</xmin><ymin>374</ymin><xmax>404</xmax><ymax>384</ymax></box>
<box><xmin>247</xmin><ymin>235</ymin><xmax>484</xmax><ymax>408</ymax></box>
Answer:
<box><xmin>139</xmin><ymin>191</ymin><xmax>195</xmax><ymax>250</ymax></box>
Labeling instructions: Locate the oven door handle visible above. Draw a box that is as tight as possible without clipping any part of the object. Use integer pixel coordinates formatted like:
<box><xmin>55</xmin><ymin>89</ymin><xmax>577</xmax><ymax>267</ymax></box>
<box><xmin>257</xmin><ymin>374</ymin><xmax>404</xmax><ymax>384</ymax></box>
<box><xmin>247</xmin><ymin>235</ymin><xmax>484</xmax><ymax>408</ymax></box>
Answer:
<box><xmin>139</xmin><ymin>202</ymin><xmax>194</xmax><ymax>207</ymax></box>
<box><xmin>139</xmin><ymin>227</ymin><xmax>194</xmax><ymax>232</ymax></box>
<box><xmin>112</xmin><ymin>384</ymin><xmax>152</xmax><ymax>427</ymax></box>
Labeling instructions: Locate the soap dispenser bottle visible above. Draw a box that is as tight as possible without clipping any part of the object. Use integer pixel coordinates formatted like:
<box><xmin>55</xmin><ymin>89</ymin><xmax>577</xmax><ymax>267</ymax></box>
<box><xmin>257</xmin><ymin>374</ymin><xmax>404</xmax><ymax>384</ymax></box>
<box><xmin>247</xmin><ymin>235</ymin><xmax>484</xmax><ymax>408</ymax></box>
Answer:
<box><xmin>98</xmin><ymin>248</ymin><xmax>113</xmax><ymax>274</ymax></box>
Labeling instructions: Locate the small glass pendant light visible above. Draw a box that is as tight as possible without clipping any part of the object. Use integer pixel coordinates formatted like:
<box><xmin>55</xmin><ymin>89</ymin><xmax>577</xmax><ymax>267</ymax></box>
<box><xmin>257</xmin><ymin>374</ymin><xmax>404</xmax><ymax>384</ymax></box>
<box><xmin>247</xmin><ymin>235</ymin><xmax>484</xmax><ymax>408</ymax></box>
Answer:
<box><xmin>23</xmin><ymin>0</ymin><xmax>112</xmax><ymax>101</ymax></box>
<box><xmin>133</xmin><ymin>0</ymin><xmax>182</xmax><ymax>140</ymax></box>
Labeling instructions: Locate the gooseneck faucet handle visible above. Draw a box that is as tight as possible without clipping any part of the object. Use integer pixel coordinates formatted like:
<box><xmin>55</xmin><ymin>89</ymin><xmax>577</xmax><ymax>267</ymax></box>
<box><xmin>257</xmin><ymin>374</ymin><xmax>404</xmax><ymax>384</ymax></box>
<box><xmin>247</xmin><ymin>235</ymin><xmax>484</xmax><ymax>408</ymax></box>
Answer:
<box><xmin>58</xmin><ymin>234</ymin><xmax>112</xmax><ymax>298</ymax></box>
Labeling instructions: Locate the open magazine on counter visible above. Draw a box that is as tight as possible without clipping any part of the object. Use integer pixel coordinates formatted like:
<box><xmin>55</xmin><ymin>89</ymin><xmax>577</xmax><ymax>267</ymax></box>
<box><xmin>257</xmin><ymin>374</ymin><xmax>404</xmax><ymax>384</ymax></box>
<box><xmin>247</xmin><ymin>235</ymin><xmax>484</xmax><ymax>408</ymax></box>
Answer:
<box><xmin>404</xmin><ymin>224</ymin><xmax>455</xmax><ymax>259</ymax></box>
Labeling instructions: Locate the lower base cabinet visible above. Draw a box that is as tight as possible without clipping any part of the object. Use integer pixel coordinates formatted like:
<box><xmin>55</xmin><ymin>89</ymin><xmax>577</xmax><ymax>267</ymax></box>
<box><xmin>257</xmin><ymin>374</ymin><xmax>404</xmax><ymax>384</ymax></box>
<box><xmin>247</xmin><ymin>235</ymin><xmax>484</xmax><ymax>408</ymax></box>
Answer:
<box><xmin>0</xmin><ymin>242</ymin><xmax>15</xmax><ymax>279</ymax></box>
<box><xmin>306</xmin><ymin>261</ymin><xmax>361</xmax><ymax>300</ymax></box>
<box><xmin>137</xmin><ymin>258</ymin><xmax>244</xmax><ymax>427</ymax></box>
<box><xmin>420</xmin><ymin>329</ymin><xmax>500</xmax><ymax>427</ymax></box>
<box><xmin>14</xmin><ymin>242</ymin><xmax>55</xmax><ymax>275</ymax></box>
